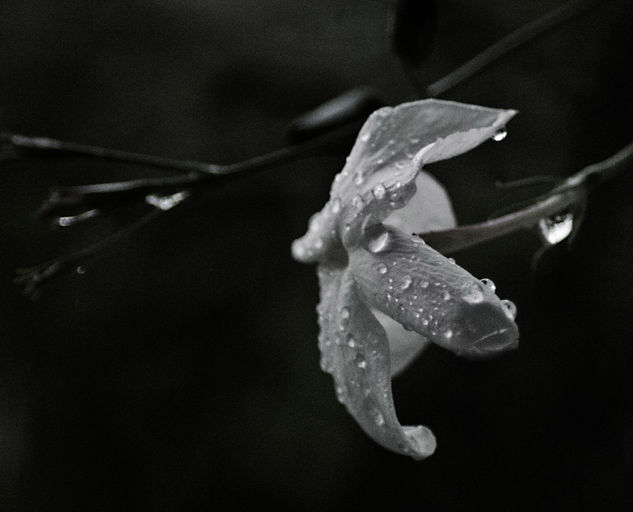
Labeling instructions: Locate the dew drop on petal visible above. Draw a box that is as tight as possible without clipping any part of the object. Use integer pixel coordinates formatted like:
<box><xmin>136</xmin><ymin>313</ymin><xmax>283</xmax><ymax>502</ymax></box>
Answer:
<box><xmin>462</xmin><ymin>283</ymin><xmax>484</xmax><ymax>304</ymax></box>
<box><xmin>376</xmin><ymin>263</ymin><xmax>388</xmax><ymax>275</ymax></box>
<box><xmin>360</xmin><ymin>132</ymin><xmax>370</xmax><ymax>142</ymax></box>
<box><xmin>331</xmin><ymin>197</ymin><xmax>341</xmax><ymax>214</ymax></box>
<box><xmin>444</xmin><ymin>329</ymin><xmax>453</xmax><ymax>339</ymax></box>
<box><xmin>400</xmin><ymin>275</ymin><xmax>412</xmax><ymax>290</ymax></box>
<box><xmin>352</xmin><ymin>195</ymin><xmax>364</xmax><ymax>211</ymax></box>
<box><xmin>341</xmin><ymin>307</ymin><xmax>350</xmax><ymax>320</ymax></box>
<box><xmin>501</xmin><ymin>299</ymin><xmax>517</xmax><ymax>320</ymax></box>
<box><xmin>336</xmin><ymin>386</ymin><xmax>346</xmax><ymax>404</ymax></box>
<box><xmin>420</xmin><ymin>280</ymin><xmax>429</xmax><ymax>289</ymax></box>
<box><xmin>372</xmin><ymin>183</ymin><xmax>386</xmax><ymax>199</ymax></box>
<box><xmin>481</xmin><ymin>278</ymin><xmax>496</xmax><ymax>292</ymax></box>
<box><xmin>354</xmin><ymin>171</ymin><xmax>364</xmax><ymax>185</ymax></box>
<box><xmin>373</xmin><ymin>410</ymin><xmax>385</xmax><ymax>427</ymax></box>
<box><xmin>492</xmin><ymin>128</ymin><xmax>507</xmax><ymax>141</ymax></box>
<box><xmin>368</xmin><ymin>231</ymin><xmax>391</xmax><ymax>254</ymax></box>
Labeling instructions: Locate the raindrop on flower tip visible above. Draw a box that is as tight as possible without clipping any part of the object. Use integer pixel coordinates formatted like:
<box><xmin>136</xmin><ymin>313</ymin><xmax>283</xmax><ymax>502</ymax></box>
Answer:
<box><xmin>501</xmin><ymin>299</ymin><xmax>517</xmax><ymax>320</ymax></box>
<box><xmin>481</xmin><ymin>278</ymin><xmax>496</xmax><ymax>292</ymax></box>
<box><xmin>492</xmin><ymin>128</ymin><xmax>507</xmax><ymax>141</ymax></box>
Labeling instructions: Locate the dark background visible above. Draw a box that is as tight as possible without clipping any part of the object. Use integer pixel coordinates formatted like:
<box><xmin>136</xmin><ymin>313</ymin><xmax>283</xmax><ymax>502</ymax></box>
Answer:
<box><xmin>1</xmin><ymin>1</ymin><xmax>632</xmax><ymax>510</ymax></box>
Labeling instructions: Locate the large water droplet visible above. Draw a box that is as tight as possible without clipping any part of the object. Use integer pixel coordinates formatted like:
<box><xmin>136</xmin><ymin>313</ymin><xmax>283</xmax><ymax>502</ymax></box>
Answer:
<box><xmin>538</xmin><ymin>212</ymin><xmax>574</xmax><ymax>245</ymax></box>
<box><xmin>368</xmin><ymin>232</ymin><xmax>391</xmax><ymax>254</ymax></box>
<box><xmin>492</xmin><ymin>128</ymin><xmax>507</xmax><ymax>142</ymax></box>
<box><xmin>481</xmin><ymin>278</ymin><xmax>496</xmax><ymax>292</ymax></box>
<box><xmin>501</xmin><ymin>299</ymin><xmax>517</xmax><ymax>320</ymax></box>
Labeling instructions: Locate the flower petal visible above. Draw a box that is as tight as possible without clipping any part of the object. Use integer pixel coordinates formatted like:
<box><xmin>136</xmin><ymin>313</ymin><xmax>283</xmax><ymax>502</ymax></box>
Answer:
<box><xmin>316</xmin><ymin>264</ymin><xmax>436</xmax><ymax>459</ymax></box>
<box><xmin>349</xmin><ymin>225</ymin><xmax>519</xmax><ymax>358</ymax></box>
<box><xmin>334</xmin><ymin>99</ymin><xmax>516</xmax><ymax>244</ymax></box>
<box><xmin>292</xmin><ymin>99</ymin><xmax>515</xmax><ymax>263</ymax></box>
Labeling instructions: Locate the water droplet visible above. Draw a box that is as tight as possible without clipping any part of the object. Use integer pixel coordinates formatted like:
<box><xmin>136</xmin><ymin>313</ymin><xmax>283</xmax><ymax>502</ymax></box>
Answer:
<box><xmin>355</xmin><ymin>354</ymin><xmax>367</xmax><ymax>369</ymax></box>
<box><xmin>442</xmin><ymin>291</ymin><xmax>451</xmax><ymax>301</ymax></box>
<box><xmin>341</xmin><ymin>307</ymin><xmax>350</xmax><ymax>320</ymax></box>
<box><xmin>397</xmin><ymin>304</ymin><xmax>406</xmax><ymax>316</ymax></box>
<box><xmin>400</xmin><ymin>275</ymin><xmax>412</xmax><ymax>290</ymax></box>
<box><xmin>444</xmin><ymin>329</ymin><xmax>453</xmax><ymax>339</ymax></box>
<box><xmin>492</xmin><ymin>128</ymin><xmax>507</xmax><ymax>142</ymax></box>
<box><xmin>420</xmin><ymin>281</ymin><xmax>429</xmax><ymax>289</ymax></box>
<box><xmin>462</xmin><ymin>283</ymin><xmax>484</xmax><ymax>304</ymax></box>
<box><xmin>331</xmin><ymin>198</ymin><xmax>341</xmax><ymax>214</ymax></box>
<box><xmin>373</xmin><ymin>410</ymin><xmax>385</xmax><ymax>427</ymax></box>
<box><xmin>354</xmin><ymin>171</ymin><xmax>364</xmax><ymax>185</ymax></box>
<box><xmin>314</xmin><ymin>238</ymin><xmax>324</xmax><ymax>250</ymax></box>
<box><xmin>501</xmin><ymin>299</ymin><xmax>517</xmax><ymax>320</ymax></box>
<box><xmin>347</xmin><ymin>336</ymin><xmax>356</xmax><ymax>348</ymax></box>
<box><xmin>376</xmin><ymin>263</ymin><xmax>388</xmax><ymax>275</ymax></box>
<box><xmin>372</xmin><ymin>183</ymin><xmax>386</xmax><ymax>199</ymax></box>
<box><xmin>360</xmin><ymin>132</ymin><xmax>370</xmax><ymax>142</ymax></box>
<box><xmin>538</xmin><ymin>212</ymin><xmax>574</xmax><ymax>245</ymax></box>
<box><xmin>145</xmin><ymin>190</ymin><xmax>190</xmax><ymax>211</ymax></box>
<box><xmin>336</xmin><ymin>386</ymin><xmax>346</xmax><ymax>404</ymax></box>
<box><xmin>76</xmin><ymin>266</ymin><xmax>86</xmax><ymax>275</ymax></box>
<box><xmin>481</xmin><ymin>278</ymin><xmax>496</xmax><ymax>292</ymax></box>
<box><xmin>410</xmin><ymin>137</ymin><xmax>420</xmax><ymax>144</ymax></box>
<box><xmin>56</xmin><ymin>208</ymin><xmax>100</xmax><ymax>227</ymax></box>
<box><xmin>352</xmin><ymin>195</ymin><xmax>364</xmax><ymax>211</ymax></box>
<box><xmin>368</xmin><ymin>231</ymin><xmax>391</xmax><ymax>254</ymax></box>
<box><xmin>447</xmin><ymin>257</ymin><xmax>455</xmax><ymax>264</ymax></box>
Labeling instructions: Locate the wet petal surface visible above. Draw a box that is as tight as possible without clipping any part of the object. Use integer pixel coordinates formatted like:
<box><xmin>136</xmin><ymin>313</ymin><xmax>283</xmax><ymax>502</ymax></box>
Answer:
<box><xmin>317</xmin><ymin>265</ymin><xmax>436</xmax><ymax>459</ymax></box>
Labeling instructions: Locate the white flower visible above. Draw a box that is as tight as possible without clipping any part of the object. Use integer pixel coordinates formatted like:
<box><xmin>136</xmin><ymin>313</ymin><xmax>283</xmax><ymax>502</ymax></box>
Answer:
<box><xmin>292</xmin><ymin>99</ymin><xmax>519</xmax><ymax>459</ymax></box>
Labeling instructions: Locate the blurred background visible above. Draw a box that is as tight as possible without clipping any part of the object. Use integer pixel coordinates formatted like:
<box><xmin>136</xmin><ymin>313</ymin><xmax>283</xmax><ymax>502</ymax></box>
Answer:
<box><xmin>1</xmin><ymin>0</ymin><xmax>632</xmax><ymax>509</ymax></box>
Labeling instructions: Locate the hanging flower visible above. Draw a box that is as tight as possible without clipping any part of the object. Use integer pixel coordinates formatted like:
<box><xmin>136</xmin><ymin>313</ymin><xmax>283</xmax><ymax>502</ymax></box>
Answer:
<box><xmin>292</xmin><ymin>99</ymin><xmax>520</xmax><ymax>459</ymax></box>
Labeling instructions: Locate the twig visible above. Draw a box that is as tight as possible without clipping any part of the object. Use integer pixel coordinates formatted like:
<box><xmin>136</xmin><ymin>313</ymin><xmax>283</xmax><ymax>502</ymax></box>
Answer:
<box><xmin>419</xmin><ymin>140</ymin><xmax>633</xmax><ymax>253</ymax></box>
<box><xmin>426</xmin><ymin>0</ymin><xmax>605</xmax><ymax>97</ymax></box>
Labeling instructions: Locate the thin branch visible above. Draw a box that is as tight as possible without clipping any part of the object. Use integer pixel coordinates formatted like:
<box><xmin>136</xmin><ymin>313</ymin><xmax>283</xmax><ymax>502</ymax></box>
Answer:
<box><xmin>426</xmin><ymin>0</ymin><xmax>605</xmax><ymax>97</ymax></box>
<box><xmin>14</xmin><ymin>207</ymin><xmax>165</xmax><ymax>297</ymax></box>
<box><xmin>419</xmin><ymin>139</ymin><xmax>633</xmax><ymax>253</ymax></box>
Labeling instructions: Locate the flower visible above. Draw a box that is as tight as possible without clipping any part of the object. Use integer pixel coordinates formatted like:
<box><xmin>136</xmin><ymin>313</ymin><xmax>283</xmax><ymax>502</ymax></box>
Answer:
<box><xmin>292</xmin><ymin>99</ymin><xmax>519</xmax><ymax>459</ymax></box>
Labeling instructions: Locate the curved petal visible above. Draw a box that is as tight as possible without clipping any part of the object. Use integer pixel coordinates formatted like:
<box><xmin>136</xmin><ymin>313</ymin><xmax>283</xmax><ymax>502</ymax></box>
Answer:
<box><xmin>335</xmin><ymin>99</ymin><xmax>516</xmax><ymax>245</ymax></box>
<box><xmin>292</xmin><ymin>100</ymin><xmax>516</xmax><ymax>263</ymax></box>
<box><xmin>349</xmin><ymin>225</ymin><xmax>519</xmax><ymax>358</ymax></box>
<box><xmin>316</xmin><ymin>264</ymin><xmax>436</xmax><ymax>459</ymax></box>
